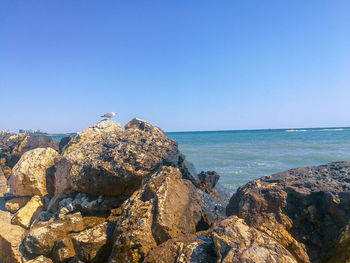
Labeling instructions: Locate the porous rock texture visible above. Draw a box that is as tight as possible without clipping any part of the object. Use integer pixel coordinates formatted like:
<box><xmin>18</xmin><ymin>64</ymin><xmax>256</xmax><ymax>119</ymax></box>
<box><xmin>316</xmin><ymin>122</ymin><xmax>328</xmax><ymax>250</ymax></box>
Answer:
<box><xmin>108</xmin><ymin>166</ymin><xmax>205</xmax><ymax>263</ymax></box>
<box><xmin>0</xmin><ymin>132</ymin><xmax>58</xmax><ymax>180</ymax></box>
<box><xmin>144</xmin><ymin>235</ymin><xmax>217</xmax><ymax>263</ymax></box>
<box><xmin>55</xmin><ymin>119</ymin><xmax>186</xmax><ymax>197</ymax></box>
<box><xmin>9</xmin><ymin>148</ymin><xmax>60</xmax><ymax>197</ymax></box>
<box><xmin>226</xmin><ymin>161</ymin><xmax>350</xmax><ymax>263</ymax></box>
<box><xmin>212</xmin><ymin>216</ymin><xmax>297</xmax><ymax>263</ymax></box>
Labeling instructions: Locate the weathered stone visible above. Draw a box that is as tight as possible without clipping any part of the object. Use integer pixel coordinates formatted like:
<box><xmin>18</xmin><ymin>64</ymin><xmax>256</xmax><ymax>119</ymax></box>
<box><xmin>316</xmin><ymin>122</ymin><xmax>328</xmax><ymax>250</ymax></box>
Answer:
<box><xmin>109</xmin><ymin>166</ymin><xmax>205</xmax><ymax>262</ymax></box>
<box><xmin>58</xmin><ymin>136</ymin><xmax>72</xmax><ymax>154</ymax></box>
<box><xmin>0</xmin><ymin>198</ymin><xmax>28</xmax><ymax>263</ymax></box>
<box><xmin>0</xmin><ymin>169</ymin><xmax>8</xmax><ymax>197</ymax></box>
<box><xmin>226</xmin><ymin>161</ymin><xmax>350</xmax><ymax>263</ymax></box>
<box><xmin>55</xmin><ymin>119</ymin><xmax>184</xmax><ymax>197</ymax></box>
<box><xmin>198</xmin><ymin>171</ymin><xmax>220</xmax><ymax>190</ymax></box>
<box><xmin>27</xmin><ymin>255</ymin><xmax>54</xmax><ymax>263</ymax></box>
<box><xmin>5</xmin><ymin>196</ymin><xmax>31</xmax><ymax>213</ymax></box>
<box><xmin>0</xmin><ymin>132</ymin><xmax>58</xmax><ymax>179</ymax></box>
<box><xmin>72</xmin><ymin>222</ymin><xmax>114</xmax><ymax>263</ymax></box>
<box><xmin>9</xmin><ymin>148</ymin><xmax>60</xmax><ymax>197</ymax></box>
<box><xmin>144</xmin><ymin>235</ymin><xmax>217</xmax><ymax>263</ymax></box>
<box><xmin>24</xmin><ymin>212</ymin><xmax>85</xmax><ymax>255</ymax></box>
<box><xmin>212</xmin><ymin>216</ymin><xmax>297</xmax><ymax>263</ymax></box>
<box><xmin>11</xmin><ymin>195</ymin><xmax>43</xmax><ymax>229</ymax></box>
<box><xmin>52</xmin><ymin>237</ymin><xmax>76</xmax><ymax>263</ymax></box>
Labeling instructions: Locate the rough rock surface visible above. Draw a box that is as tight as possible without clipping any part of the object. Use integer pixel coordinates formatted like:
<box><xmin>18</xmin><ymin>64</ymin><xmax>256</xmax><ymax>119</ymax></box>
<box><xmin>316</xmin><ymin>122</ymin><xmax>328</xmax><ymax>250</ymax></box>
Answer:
<box><xmin>11</xmin><ymin>195</ymin><xmax>43</xmax><ymax>229</ymax></box>
<box><xmin>144</xmin><ymin>235</ymin><xmax>217</xmax><ymax>263</ymax></box>
<box><xmin>58</xmin><ymin>136</ymin><xmax>72</xmax><ymax>154</ymax></box>
<box><xmin>109</xmin><ymin>166</ymin><xmax>205</xmax><ymax>263</ymax></box>
<box><xmin>5</xmin><ymin>196</ymin><xmax>31</xmax><ymax>213</ymax></box>
<box><xmin>212</xmin><ymin>216</ymin><xmax>297</xmax><ymax>263</ymax></box>
<box><xmin>51</xmin><ymin>237</ymin><xmax>75</xmax><ymax>263</ymax></box>
<box><xmin>27</xmin><ymin>255</ymin><xmax>53</xmax><ymax>263</ymax></box>
<box><xmin>0</xmin><ymin>200</ymin><xmax>28</xmax><ymax>263</ymax></box>
<box><xmin>9</xmin><ymin>148</ymin><xmax>60</xmax><ymax>197</ymax></box>
<box><xmin>0</xmin><ymin>169</ymin><xmax>7</xmax><ymax>197</ymax></box>
<box><xmin>0</xmin><ymin>132</ymin><xmax>58</xmax><ymax>180</ymax></box>
<box><xmin>72</xmin><ymin>222</ymin><xmax>114</xmax><ymax>262</ymax></box>
<box><xmin>55</xmin><ymin>119</ymin><xmax>184</xmax><ymax>197</ymax></box>
<box><xmin>198</xmin><ymin>171</ymin><xmax>220</xmax><ymax>190</ymax></box>
<box><xmin>226</xmin><ymin>161</ymin><xmax>350</xmax><ymax>263</ymax></box>
<box><xmin>24</xmin><ymin>212</ymin><xmax>87</xmax><ymax>255</ymax></box>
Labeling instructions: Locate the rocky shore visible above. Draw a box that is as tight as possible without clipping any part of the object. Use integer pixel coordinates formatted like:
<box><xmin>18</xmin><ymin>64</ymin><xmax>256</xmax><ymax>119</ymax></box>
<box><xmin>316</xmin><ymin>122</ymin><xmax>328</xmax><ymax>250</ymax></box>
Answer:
<box><xmin>0</xmin><ymin>119</ymin><xmax>349</xmax><ymax>263</ymax></box>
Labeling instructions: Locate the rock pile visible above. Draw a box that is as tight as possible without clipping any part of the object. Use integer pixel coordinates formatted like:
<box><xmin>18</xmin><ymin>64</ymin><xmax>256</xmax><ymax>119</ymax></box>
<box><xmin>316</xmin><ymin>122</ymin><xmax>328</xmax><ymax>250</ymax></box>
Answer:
<box><xmin>0</xmin><ymin>119</ymin><xmax>349</xmax><ymax>263</ymax></box>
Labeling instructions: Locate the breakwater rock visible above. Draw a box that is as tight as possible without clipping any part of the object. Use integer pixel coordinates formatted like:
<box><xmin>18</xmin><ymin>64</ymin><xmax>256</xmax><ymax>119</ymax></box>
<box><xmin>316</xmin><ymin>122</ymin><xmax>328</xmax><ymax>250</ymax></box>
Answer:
<box><xmin>0</xmin><ymin>119</ymin><xmax>349</xmax><ymax>263</ymax></box>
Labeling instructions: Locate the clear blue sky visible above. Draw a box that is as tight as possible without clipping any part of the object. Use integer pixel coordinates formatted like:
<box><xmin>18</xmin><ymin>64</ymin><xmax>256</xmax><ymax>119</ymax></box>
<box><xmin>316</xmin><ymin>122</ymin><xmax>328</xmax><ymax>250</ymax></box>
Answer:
<box><xmin>1</xmin><ymin>1</ymin><xmax>349</xmax><ymax>132</ymax></box>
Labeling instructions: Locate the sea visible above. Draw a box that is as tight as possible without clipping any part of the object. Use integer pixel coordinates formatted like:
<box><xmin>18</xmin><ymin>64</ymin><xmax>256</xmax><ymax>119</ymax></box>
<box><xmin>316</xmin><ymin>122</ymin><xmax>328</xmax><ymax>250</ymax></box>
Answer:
<box><xmin>51</xmin><ymin>127</ymin><xmax>350</xmax><ymax>193</ymax></box>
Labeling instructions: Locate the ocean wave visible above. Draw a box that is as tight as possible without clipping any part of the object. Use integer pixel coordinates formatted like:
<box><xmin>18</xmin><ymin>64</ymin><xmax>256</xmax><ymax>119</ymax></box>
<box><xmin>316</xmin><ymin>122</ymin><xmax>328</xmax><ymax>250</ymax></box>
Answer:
<box><xmin>285</xmin><ymin>128</ymin><xmax>350</xmax><ymax>132</ymax></box>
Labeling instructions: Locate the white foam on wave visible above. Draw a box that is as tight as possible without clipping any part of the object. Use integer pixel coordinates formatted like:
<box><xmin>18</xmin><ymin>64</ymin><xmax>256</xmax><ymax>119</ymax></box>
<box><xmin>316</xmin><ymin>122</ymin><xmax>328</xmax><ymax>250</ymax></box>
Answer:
<box><xmin>285</xmin><ymin>128</ymin><xmax>350</xmax><ymax>132</ymax></box>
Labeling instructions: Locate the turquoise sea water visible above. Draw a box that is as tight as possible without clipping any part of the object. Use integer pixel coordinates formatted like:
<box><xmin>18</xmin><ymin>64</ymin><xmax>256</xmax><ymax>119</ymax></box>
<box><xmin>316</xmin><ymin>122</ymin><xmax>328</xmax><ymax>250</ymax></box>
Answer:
<box><xmin>167</xmin><ymin>128</ymin><xmax>350</xmax><ymax>192</ymax></box>
<box><xmin>51</xmin><ymin>128</ymin><xmax>350</xmax><ymax>193</ymax></box>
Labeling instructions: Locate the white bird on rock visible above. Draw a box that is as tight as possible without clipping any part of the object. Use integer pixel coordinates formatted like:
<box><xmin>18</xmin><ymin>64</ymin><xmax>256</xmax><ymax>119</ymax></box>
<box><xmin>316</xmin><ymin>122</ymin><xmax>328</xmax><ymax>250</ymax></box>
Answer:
<box><xmin>100</xmin><ymin>112</ymin><xmax>116</xmax><ymax>119</ymax></box>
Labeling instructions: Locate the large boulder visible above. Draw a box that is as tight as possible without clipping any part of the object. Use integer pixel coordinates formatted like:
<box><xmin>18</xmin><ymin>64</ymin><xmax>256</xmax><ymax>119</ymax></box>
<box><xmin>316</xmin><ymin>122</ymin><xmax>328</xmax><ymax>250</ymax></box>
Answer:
<box><xmin>55</xmin><ymin>119</ymin><xmax>185</xmax><ymax>197</ymax></box>
<box><xmin>226</xmin><ymin>161</ymin><xmax>350</xmax><ymax>263</ymax></box>
<box><xmin>108</xmin><ymin>166</ymin><xmax>205</xmax><ymax>263</ymax></box>
<box><xmin>9</xmin><ymin>148</ymin><xmax>60</xmax><ymax>197</ymax></box>
<box><xmin>0</xmin><ymin>132</ymin><xmax>59</xmax><ymax>179</ymax></box>
<box><xmin>212</xmin><ymin>216</ymin><xmax>297</xmax><ymax>263</ymax></box>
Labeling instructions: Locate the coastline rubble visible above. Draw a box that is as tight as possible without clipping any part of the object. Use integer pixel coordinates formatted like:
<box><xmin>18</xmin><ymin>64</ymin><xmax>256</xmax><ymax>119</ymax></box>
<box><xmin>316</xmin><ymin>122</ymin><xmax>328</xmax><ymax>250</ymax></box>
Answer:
<box><xmin>0</xmin><ymin>119</ymin><xmax>349</xmax><ymax>262</ymax></box>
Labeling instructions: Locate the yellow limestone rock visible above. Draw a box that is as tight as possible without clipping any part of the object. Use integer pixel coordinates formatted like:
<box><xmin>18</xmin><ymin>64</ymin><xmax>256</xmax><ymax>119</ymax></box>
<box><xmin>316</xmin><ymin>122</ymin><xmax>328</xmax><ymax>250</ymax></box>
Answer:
<box><xmin>11</xmin><ymin>195</ymin><xmax>43</xmax><ymax>229</ymax></box>
<box><xmin>10</xmin><ymin>147</ymin><xmax>59</xmax><ymax>197</ymax></box>
<box><xmin>0</xmin><ymin>199</ymin><xmax>27</xmax><ymax>263</ymax></box>
<box><xmin>5</xmin><ymin>196</ymin><xmax>31</xmax><ymax>213</ymax></box>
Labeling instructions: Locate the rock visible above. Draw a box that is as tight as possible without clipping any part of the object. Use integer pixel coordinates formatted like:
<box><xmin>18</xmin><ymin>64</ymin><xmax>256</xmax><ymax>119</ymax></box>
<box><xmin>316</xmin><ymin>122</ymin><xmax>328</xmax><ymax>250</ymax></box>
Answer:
<box><xmin>52</xmin><ymin>237</ymin><xmax>76</xmax><ymax>263</ymax></box>
<box><xmin>226</xmin><ymin>161</ymin><xmax>350</xmax><ymax>263</ymax></box>
<box><xmin>11</xmin><ymin>195</ymin><xmax>43</xmax><ymax>229</ymax></box>
<box><xmin>0</xmin><ymin>198</ymin><xmax>28</xmax><ymax>263</ymax></box>
<box><xmin>212</xmin><ymin>216</ymin><xmax>297</xmax><ymax>263</ymax></box>
<box><xmin>5</xmin><ymin>196</ymin><xmax>31</xmax><ymax>213</ymax></box>
<box><xmin>0</xmin><ymin>169</ymin><xmax>8</xmax><ymax>197</ymax></box>
<box><xmin>27</xmin><ymin>255</ymin><xmax>53</xmax><ymax>263</ymax></box>
<box><xmin>24</xmin><ymin>212</ymin><xmax>86</xmax><ymax>255</ymax></box>
<box><xmin>0</xmin><ymin>132</ymin><xmax>59</xmax><ymax>180</ymax></box>
<box><xmin>9</xmin><ymin>148</ymin><xmax>60</xmax><ymax>197</ymax></box>
<box><xmin>55</xmin><ymin>119</ymin><xmax>184</xmax><ymax>197</ymax></box>
<box><xmin>144</xmin><ymin>235</ymin><xmax>217</xmax><ymax>263</ymax></box>
<box><xmin>109</xmin><ymin>166</ymin><xmax>205</xmax><ymax>263</ymax></box>
<box><xmin>72</xmin><ymin>222</ymin><xmax>114</xmax><ymax>263</ymax></box>
<box><xmin>58</xmin><ymin>136</ymin><xmax>72</xmax><ymax>154</ymax></box>
<box><xmin>198</xmin><ymin>171</ymin><xmax>220</xmax><ymax>190</ymax></box>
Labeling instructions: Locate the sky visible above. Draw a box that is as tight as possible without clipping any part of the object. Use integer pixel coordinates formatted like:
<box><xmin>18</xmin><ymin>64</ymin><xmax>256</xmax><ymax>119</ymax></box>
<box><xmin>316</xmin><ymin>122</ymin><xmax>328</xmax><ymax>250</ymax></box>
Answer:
<box><xmin>1</xmin><ymin>1</ymin><xmax>349</xmax><ymax>133</ymax></box>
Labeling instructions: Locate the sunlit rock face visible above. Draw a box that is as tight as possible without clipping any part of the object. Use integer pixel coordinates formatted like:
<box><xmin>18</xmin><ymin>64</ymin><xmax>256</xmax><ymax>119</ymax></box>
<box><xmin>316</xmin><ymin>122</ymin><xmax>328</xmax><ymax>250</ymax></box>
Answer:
<box><xmin>108</xmin><ymin>166</ymin><xmax>205</xmax><ymax>263</ymax></box>
<box><xmin>55</xmin><ymin>119</ymin><xmax>185</xmax><ymax>197</ymax></box>
<box><xmin>9</xmin><ymin>147</ymin><xmax>60</xmax><ymax>197</ymax></box>
<box><xmin>0</xmin><ymin>132</ymin><xmax>59</xmax><ymax>180</ymax></box>
<box><xmin>226</xmin><ymin>161</ymin><xmax>350</xmax><ymax>263</ymax></box>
